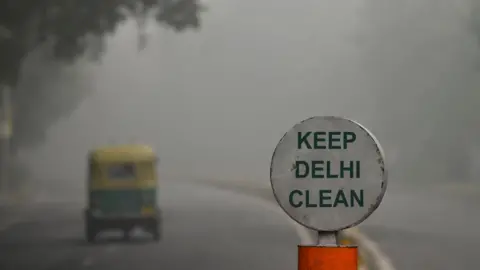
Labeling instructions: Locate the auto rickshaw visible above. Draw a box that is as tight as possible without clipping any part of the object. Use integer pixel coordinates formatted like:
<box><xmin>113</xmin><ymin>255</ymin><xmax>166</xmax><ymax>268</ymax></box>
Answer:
<box><xmin>84</xmin><ymin>144</ymin><xmax>161</xmax><ymax>242</ymax></box>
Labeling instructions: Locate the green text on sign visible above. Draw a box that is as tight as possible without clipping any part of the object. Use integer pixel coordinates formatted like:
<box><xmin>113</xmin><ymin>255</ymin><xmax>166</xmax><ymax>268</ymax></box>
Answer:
<box><xmin>294</xmin><ymin>131</ymin><xmax>360</xmax><ymax>179</ymax></box>
<box><xmin>297</xmin><ymin>131</ymin><xmax>356</xmax><ymax>149</ymax></box>
<box><xmin>288</xmin><ymin>189</ymin><xmax>364</xmax><ymax>208</ymax></box>
<box><xmin>295</xmin><ymin>160</ymin><xmax>360</xmax><ymax>179</ymax></box>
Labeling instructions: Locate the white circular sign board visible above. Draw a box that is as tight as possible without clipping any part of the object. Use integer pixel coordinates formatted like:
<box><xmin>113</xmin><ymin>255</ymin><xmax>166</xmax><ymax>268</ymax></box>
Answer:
<box><xmin>270</xmin><ymin>116</ymin><xmax>387</xmax><ymax>231</ymax></box>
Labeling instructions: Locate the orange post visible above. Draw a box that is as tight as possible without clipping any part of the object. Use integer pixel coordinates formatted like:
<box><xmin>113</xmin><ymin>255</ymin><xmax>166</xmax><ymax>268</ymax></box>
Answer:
<box><xmin>298</xmin><ymin>245</ymin><xmax>358</xmax><ymax>270</ymax></box>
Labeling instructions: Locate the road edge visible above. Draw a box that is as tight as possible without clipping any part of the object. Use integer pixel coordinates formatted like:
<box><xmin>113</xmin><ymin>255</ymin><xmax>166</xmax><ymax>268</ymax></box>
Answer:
<box><xmin>190</xmin><ymin>178</ymin><xmax>395</xmax><ymax>270</ymax></box>
<box><xmin>342</xmin><ymin>227</ymin><xmax>395</xmax><ymax>270</ymax></box>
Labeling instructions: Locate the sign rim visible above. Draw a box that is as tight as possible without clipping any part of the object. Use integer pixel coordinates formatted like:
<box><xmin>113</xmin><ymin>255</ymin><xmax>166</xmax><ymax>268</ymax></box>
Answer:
<box><xmin>269</xmin><ymin>116</ymin><xmax>388</xmax><ymax>232</ymax></box>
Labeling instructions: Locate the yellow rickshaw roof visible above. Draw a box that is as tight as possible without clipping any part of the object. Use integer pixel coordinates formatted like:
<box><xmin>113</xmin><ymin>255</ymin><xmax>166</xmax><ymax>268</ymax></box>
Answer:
<box><xmin>89</xmin><ymin>144</ymin><xmax>156</xmax><ymax>163</ymax></box>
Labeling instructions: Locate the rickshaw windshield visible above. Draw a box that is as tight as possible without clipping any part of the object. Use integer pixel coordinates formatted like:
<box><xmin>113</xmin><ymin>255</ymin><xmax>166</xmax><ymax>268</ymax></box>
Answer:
<box><xmin>107</xmin><ymin>163</ymin><xmax>136</xmax><ymax>180</ymax></box>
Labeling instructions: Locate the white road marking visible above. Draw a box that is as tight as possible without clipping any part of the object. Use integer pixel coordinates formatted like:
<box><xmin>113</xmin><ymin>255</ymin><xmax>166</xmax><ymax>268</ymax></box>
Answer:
<box><xmin>229</xmin><ymin>187</ymin><xmax>395</xmax><ymax>270</ymax></box>
<box><xmin>344</xmin><ymin>227</ymin><xmax>396</xmax><ymax>270</ymax></box>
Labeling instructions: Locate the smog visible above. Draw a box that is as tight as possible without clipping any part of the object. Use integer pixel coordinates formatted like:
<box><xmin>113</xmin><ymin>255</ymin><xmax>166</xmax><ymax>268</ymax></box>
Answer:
<box><xmin>13</xmin><ymin>0</ymin><xmax>476</xmax><ymax>195</ymax></box>
<box><xmin>2</xmin><ymin>0</ymin><xmax>480</xmax><ymax>268</ymax></box>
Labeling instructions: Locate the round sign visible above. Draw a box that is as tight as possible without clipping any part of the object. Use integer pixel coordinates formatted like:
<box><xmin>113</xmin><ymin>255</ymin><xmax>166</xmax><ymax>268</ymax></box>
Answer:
<box><xmin>270</xmin><ymin>116</ymin><xmax>387</xmax><ymax>231</ymax></box>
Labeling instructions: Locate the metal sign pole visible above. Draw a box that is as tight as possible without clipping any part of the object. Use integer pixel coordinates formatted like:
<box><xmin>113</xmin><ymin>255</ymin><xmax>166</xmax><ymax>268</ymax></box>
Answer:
<box><xmin>316</xmin><ymin>231</ymin><xmax>338</xmax><ymax>245</ymax></box>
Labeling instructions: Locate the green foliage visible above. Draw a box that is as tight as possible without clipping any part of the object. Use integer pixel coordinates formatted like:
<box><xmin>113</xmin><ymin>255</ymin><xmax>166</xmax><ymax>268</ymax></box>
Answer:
<box><xmin>0</xmin><ymin>0</ymin><xmax>206</xmax><ymax>152</ymax></box>
<box><xmin>0</xmin><ymin>0</ymin><xmax>205</xmax><ymax>85</ymax></box>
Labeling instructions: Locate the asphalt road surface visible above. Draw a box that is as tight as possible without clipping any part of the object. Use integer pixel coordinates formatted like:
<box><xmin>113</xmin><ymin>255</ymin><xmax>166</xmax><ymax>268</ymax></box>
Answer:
<box><xmin>360</xmin><ymin>186</ymin><xmax>479</xmax><ymax>270</ymax></box>
<box><xmin>0</xmin><ymin>181</ymin><xmax>305</xmax><ymax>270</ymax></box>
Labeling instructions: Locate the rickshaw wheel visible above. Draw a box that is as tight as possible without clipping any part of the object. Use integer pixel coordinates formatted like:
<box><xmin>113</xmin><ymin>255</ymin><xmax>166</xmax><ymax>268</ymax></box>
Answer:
<box><xmin>152</xmin><ymin>220</ymin><xmax>161</xmax><ymax>241</ymax></box>
<box><xmin>86</xmin><ymin>225</ymin><xmax>97</xmax><ymax>243</ymax></box>
<box><xmin>122</xmin><ymin>228</ymin><xmax>132</xmax><ymax>240</ymax></box>
<box><xmin>152</xmin><ymin>229</ymin><xmax>160</xmax><ymax>241</ymax></box>
<box><xmin>85</xmin><ymin>216</ymin><xmax>97</xmax><ymax>243</ymax></box>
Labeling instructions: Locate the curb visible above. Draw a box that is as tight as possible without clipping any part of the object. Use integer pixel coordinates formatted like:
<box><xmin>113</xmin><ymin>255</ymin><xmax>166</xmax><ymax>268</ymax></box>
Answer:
<box><xmin>190</xmin><ymin>178</ymin><xmax>395</xmax><ymax>270</ymax></box>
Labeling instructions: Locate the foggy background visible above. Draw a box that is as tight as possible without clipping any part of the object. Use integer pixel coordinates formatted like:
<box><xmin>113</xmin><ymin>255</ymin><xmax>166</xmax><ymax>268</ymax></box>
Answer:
<box><xmin>8</xmin><ymin>0</ymin><xmax>480</xmax><ymax>199</ymax></box>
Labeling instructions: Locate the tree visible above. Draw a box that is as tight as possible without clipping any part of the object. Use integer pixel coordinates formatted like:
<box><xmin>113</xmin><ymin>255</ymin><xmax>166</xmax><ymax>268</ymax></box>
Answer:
<box><xmin>0</xmin><ymin>0</ymin><xmax>206</xmax><ymax>151</ymax></box>
<box><xmin>0</xmin><ymin>0</ymin><xmax>206</xmax><ymax>191</ymax></box>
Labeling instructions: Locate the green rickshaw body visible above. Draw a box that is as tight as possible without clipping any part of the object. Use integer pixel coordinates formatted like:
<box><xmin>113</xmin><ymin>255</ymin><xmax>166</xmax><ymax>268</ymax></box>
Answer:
<box><xmin>84</xmin><ymin>144</ymin><xmax>161</xmax><ymax>242</ymax></box>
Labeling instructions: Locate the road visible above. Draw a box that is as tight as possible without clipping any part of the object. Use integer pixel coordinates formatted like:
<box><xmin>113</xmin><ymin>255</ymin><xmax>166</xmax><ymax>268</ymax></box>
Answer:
<box><xmin>0</xmin><ymin>181</ymin><xmax>306</xmax><ymax>270</ymax></box>
<box><xmin>360</xmin><ymin>186</ymin><xmax>480</xmax><ymax>270</ymax></box>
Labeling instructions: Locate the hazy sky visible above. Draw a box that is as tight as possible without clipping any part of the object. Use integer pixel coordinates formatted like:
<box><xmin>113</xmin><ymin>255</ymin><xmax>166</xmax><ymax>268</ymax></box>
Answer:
<box><xmin>21</xmin><ymin>0</ymin><xmax>479</xmax><ymax>191</ymax></box>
